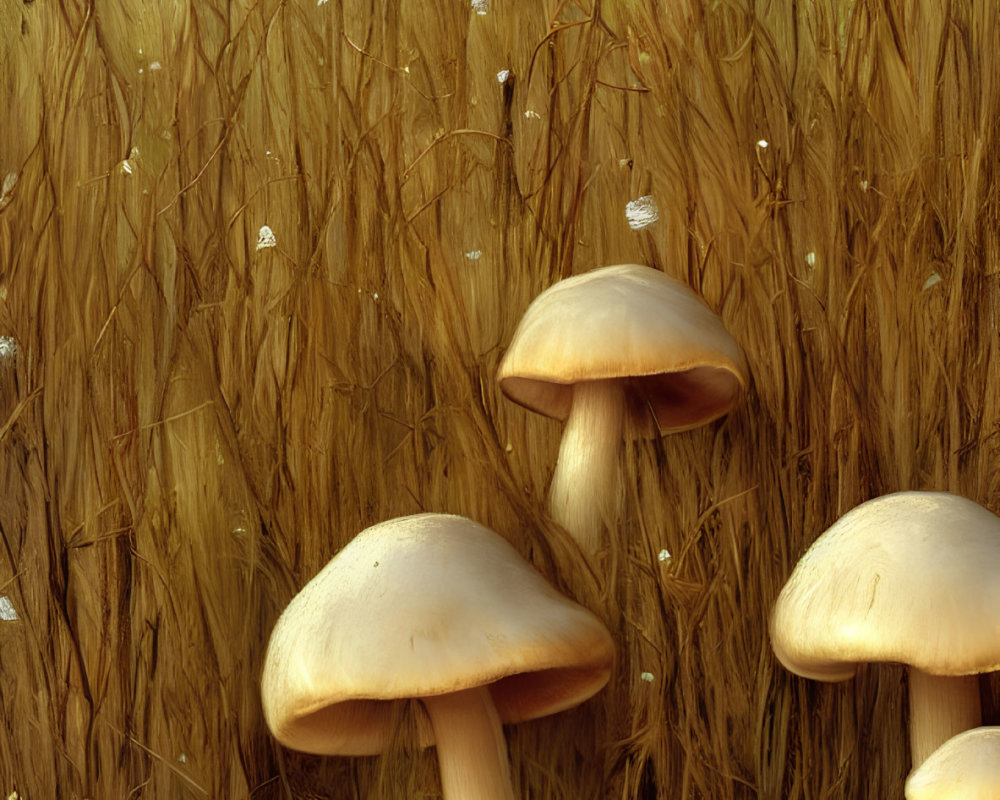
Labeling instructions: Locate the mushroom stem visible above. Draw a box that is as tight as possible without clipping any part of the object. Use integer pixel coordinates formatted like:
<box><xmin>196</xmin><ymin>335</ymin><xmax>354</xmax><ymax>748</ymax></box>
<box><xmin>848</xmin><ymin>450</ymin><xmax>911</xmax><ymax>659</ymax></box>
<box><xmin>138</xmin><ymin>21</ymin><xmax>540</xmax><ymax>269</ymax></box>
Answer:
<box><xmin>548</xmin><ymin>379</ymin><xmax>625</xmax><ymax>554</ymax></box>
<box><xmin>908</xmin><ymin>668</ymin><xmax>981</xmax><ymax>767</ymax></box>
<box><xmin>422</xmin><ymin>686</ymin><xmax>515</xmax><ymax>800</ymax></box>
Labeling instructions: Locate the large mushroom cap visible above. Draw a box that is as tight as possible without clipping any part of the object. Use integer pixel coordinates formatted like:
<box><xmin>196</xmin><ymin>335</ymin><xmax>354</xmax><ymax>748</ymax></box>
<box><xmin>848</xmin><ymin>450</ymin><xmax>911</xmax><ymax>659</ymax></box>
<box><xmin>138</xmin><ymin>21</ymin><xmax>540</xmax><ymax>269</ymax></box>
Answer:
<box><xmin>497</xmin><ymin>264</ymin><xmax>748</xmax><ymax>434</ymax></box>
<box><xmin>261</xmin><ymin>513</ymin><xmax>614</xmax><ymax>756</ymax></box>
<box><xmin>905</xmin><ymin>727</ymin><xmax>1000</xmax><ymax>799</ymax></box>
<box><xmin>770</xmin><ymin>491</ymin><xmax>1000</xmax><ymax>681</ymax></box>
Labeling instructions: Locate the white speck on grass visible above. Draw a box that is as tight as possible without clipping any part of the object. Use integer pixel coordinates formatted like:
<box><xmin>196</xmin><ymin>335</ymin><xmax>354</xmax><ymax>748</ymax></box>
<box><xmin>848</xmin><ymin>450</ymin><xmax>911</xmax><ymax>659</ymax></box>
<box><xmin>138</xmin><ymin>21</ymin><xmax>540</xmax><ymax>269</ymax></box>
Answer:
<box><xmin>757</xmin><ymin>139</ymin><xmax>769</xmax><ymax>148</ymax></box>
<box><xmin>625</xmin><ymin>195</ymin><xmax>659</xmax><ymax>230</ymax></box>
<box><xmin>640</xmin><ymin>671</ymin><xmax>654</xmax><ymax>683</ymax></box>
<box><xmin>524</xmin><ymin>109</ymin><xmax>540</xmax><ymax>120</ymax></box>
<box><xmin>923</xmin><ymin>272</ymin><xmax>942</xmax><ymax>290</ymax></box>
<box><xmin>465</xmin><ymin>250</ymin><xmax>483</xmax><ymax>261</ymax></box>
<box><xmin>0</xmin><ymin>596</ymin><xmax>17</xmax><ymax>621</ymax></box>
<box><xmin>121</xmin><ymin>160</ymin><xmax>133</xmax><ymax>175</ymax></box>
<box><xmin>178</xmin><ymin>753</ymin><xmax>187</xmax><ymax>763</ymax></box>
<box><xmin>860</xmin><ymin>179</ymin><xmax>869</xmax><ymax>191</ymax></box>
<box><xmin>496</xmin><ymin>69</ymin><xmax>510</xmax><ymax>83</ymax></box>
<box><xmin>805</xmin><ymin>251</ymin><xmax>816</xmax><ymax>267</ymax></box>
<box><xmin>0</xmin><ymin>336</ymin><xmax>18</xmax><ymax>361</ymax></box>
<box><xmin>471</xmin><ymin>0</ymin><xmax>489</xmax><ymax>13</ymax></box>
<box><xmin>256</xmin><ymin>225</ymin><xmax>277</xmax><ymax>251</ymax></box>
<box><xmin>317</xmin><ymin>0</ymin><xmax>328</xmax><ymax>5</ymax></box>
<box><xmin>657</xmin><ymin>548</ymin><xmax>671</xmax><ymax>563</ymax></box>
<box><xmin>373</xmin><ymin>292</ymin><xmax>379</xmax><ymax>301</ymax></box>
<box><xmin>149</xmin><ymin>61</ymin><xmax>162</xmax><ymax>71</ymax></box>
<box><xmin>0</xmin><ymin>172</ymin><xmax>16</xmax><ymax>207</ymax></box>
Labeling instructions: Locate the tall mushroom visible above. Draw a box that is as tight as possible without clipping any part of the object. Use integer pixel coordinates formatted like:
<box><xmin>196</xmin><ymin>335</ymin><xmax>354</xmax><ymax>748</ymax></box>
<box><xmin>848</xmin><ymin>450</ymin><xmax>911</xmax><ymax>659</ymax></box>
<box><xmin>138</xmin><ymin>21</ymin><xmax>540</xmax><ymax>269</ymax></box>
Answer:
<box><xmin>498</xmin><ymin>264</ymin><xmax>747</xmax><ymax>554</ymax></box>
<box><xmin>261</xmin><ymin>513</ymin><xmax>614</xmax><ymax>800</ymax></box>
<box><xmin>770</xmin><ymin>491</ymin><xmax>1000</xmax><ymax>768</ymax></box>
<box><xmin>905</xmin><ymin>727</ymin><xmax>1000</xmax><ymax>799</ymax></box>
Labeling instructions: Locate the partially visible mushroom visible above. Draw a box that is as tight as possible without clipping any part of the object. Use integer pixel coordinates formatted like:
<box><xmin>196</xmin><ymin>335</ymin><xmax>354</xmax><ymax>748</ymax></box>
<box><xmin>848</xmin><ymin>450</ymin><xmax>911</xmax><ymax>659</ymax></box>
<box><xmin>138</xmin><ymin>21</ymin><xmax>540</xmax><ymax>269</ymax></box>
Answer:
<box><xmin>261</xmin><ymin>513</ymin><xmax>614</xmax><ymax>800</ymax></box>
<box><xmin>905</xmin><ymin>727</ymin><xmax>1000</xmax><ymax>799</ymax></box>
<box><xmin>498</xmin><ymin>264</ymin><xmax>747</xmax><ymax>554</ymax></box>
<box><xmin>770</xmin><ymin>491</ymin><xmax>1000</xmax><ymax>768</ymax></box>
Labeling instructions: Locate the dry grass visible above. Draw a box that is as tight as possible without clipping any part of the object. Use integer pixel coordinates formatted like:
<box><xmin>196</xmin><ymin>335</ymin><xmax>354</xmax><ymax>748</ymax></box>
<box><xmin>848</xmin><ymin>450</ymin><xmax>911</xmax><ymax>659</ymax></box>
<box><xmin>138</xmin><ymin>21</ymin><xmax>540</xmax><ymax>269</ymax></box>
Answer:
<box><xmin>1</xmin><ymin>0</ymin><xmax>998</xmax><ymax>797</ymax></box>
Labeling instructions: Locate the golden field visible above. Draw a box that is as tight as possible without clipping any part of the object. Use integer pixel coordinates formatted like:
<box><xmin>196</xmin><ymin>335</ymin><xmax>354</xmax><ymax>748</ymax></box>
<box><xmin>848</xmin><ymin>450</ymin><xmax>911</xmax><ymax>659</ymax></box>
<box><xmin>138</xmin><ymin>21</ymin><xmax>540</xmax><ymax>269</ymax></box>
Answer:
<box><xmin>0</xmin><ymin>0</ymin><xmax>998</xmax><ymax>796</ymax></box>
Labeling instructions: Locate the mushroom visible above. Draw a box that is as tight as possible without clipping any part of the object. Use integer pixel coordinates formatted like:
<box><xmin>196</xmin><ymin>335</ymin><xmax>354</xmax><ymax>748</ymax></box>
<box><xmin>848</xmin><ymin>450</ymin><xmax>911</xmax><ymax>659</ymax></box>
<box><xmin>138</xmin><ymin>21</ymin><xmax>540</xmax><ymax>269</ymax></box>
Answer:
<box><xmin>261</xmin><ymin>513</ymin><xmax>614</xmax><ymax>800</ymax></box>
<box><xmin>770</xmin><ymin>491</ymin><xmax>1000</xmax><ymax>768</ymax></box>
<box><xmin>497</xmin><ymin>264</ymin><xmax>747</xmax><ymax>554</ymax></box>
<box><xmin>905</xmin><ymin>727</ymin><xmax>1000</xmax><ymax>800</ymax></box>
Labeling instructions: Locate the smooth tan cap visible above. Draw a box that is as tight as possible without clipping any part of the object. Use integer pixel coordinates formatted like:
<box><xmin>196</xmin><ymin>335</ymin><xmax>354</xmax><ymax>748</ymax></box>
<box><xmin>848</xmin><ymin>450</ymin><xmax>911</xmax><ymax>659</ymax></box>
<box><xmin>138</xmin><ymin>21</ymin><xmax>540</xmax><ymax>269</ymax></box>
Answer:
<box><xmin>905</xmin><ymin>727</ymin><xmax>1000</xmax><ymax>800</ymax></box>
<box><xmin>497</xmin><ymin>264</ymin><xmax>748</xmax><ymax>434</ymax></box>
<box><xmin>771</xmin><ymin>491</ymin><xmax>1000</xmax><ymax>681</ymax></box>
<box><xmin>261</xmin><ymin>513</ymin><xmax>614</xmax><ymax>756</ymax></box>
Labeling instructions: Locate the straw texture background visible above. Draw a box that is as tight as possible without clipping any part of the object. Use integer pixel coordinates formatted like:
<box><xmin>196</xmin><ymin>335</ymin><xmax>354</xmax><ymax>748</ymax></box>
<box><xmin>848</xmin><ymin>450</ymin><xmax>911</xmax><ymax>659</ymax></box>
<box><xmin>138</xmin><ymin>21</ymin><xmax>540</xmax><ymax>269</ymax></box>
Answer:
<box><xmin>1</xmin><ymin>0</ymin><xmax>998</xmax><ymax>797</ymax></box>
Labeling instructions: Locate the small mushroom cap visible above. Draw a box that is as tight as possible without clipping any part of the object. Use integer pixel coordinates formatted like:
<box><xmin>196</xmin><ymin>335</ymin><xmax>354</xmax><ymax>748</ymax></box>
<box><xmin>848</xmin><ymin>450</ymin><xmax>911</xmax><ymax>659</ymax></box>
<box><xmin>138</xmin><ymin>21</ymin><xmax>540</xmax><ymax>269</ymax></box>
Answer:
<box><xmin>497</xmin><ymin>264</ymin><xmax>748</xmax><ymax>434</ymax></box>
<box><xmin>770</xmin><ymin>491</ymin><xmax>1000</xmax><ymax>682</ymax></box>
<box><xmin>905</xmin><ymin>727</ymin><xmax>1000</xmax><ymax>800</ymax></box>
<box><xmin>261</xmin><ymin>513</ymin><xmax>614</xmax><ymax>756</ymax></box>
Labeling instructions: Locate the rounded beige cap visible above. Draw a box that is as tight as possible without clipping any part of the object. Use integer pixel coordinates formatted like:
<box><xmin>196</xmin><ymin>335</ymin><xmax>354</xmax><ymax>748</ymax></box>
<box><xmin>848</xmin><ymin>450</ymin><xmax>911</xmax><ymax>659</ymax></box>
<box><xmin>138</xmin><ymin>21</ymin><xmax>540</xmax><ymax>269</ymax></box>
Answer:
<box><xmin>771</xmin><ymin>491</ymin><xmax>1000</xmax><ymax>681</ymax></box>
<box><xmin>261</xmin><ymin>513</ymin><xmax>614</xmax><ymax>756</ymax></box>
<box><xmin>905</xmin><ymin>727</ymin><xmax>1000</xmax><ymax>799</ymax></box>
<box><xmin>497</xmin><ymin>264</ymin><xmax>748</xmax><ymax>434</ymax></box>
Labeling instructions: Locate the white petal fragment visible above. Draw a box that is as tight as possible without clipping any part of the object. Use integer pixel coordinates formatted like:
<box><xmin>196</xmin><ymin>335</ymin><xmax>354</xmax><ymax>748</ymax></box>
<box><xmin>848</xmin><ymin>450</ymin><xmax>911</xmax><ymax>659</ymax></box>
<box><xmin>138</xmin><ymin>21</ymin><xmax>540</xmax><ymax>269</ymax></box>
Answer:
<box><xmin>465</xmin><ymin>250</ymin><xmax>483</xmax><ymax>261</ymax></box>
<box><xmin>626</xmin><ymin>195</ymin><xmax>660</xmax><ymax>230</ymax></box>
<box><xmin>0</xmin><ymin>172</ymin><xmax>16</xmax><ymax>207</ymax></box>
<box><xmin>256</xmin><ymin>225</ymin><xmax>277</xmax><ymax>251</ymax></box>
<box><xmin>471</xmin><ymin>0</ymin><xmax>489</xmax><ymax>13</ymax></box>
<box><xmin>0</xmin><ymin>596</ymin><xmax>18</xmax><ymax>621</ymax></box>
<box><xmin>657</xmin><ymin>548</ymin><xmax>671</xmax><ymax>563</ymax></box>
<box><xmin>0</xmin><ymin>336</ymin><xmax>17</xmax><ymax>361</ymax></box>
<box><xmin>923</xmin><ymin>272</ymin><xmax>942</xmax><ymax>290</ymax></box>
<box><xmin>496</xmin><ymin>69</ymin><xmax>510</xmax><ymax>84</ymax></box>
<box><xmin>640</xmin><ymin>671</ymin><xmax>654</xmax><ymax>682</ymax></box>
